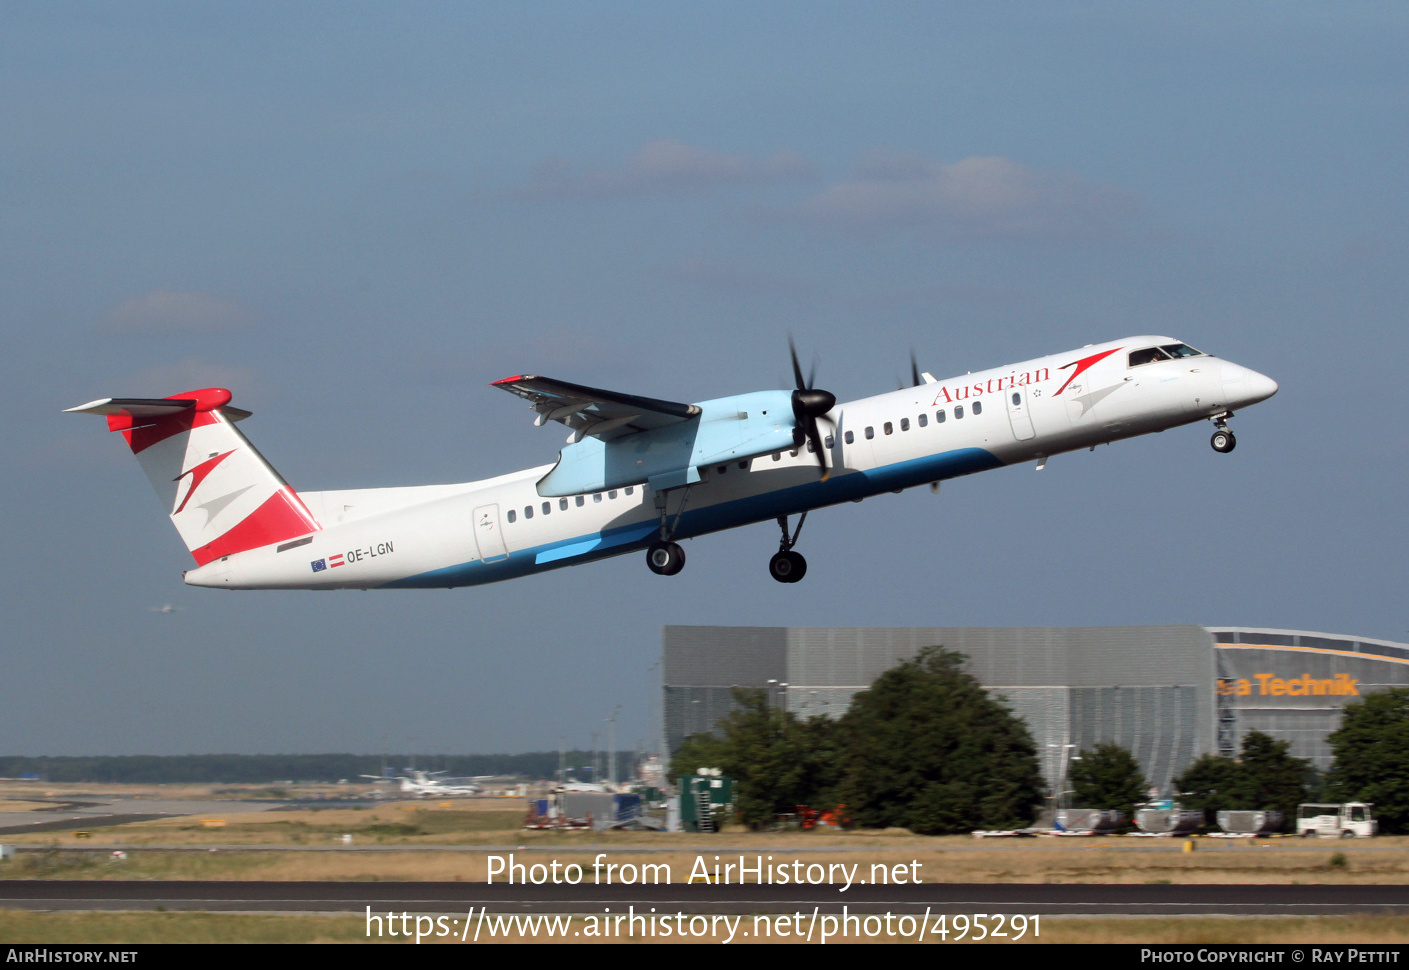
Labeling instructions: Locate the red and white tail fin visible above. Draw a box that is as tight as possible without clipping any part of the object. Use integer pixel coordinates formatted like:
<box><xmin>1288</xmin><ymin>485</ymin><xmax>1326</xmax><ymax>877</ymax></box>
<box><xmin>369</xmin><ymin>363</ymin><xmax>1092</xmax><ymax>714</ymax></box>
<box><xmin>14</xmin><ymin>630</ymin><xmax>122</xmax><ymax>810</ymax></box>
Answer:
<box><xmin>66</xmin><ymin>388</ymin><xmax>320</xmax><ymax>565</ymax></box>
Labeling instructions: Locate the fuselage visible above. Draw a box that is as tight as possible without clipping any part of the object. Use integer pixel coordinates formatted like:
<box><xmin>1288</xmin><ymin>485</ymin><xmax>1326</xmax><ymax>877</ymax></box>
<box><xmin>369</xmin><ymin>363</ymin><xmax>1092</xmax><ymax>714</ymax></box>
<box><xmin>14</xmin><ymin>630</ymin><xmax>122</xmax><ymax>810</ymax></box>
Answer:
<box><xmin>182</xmin><ymin>336</ymin><xmax>1276</xmax><ymax>590</ymax></box>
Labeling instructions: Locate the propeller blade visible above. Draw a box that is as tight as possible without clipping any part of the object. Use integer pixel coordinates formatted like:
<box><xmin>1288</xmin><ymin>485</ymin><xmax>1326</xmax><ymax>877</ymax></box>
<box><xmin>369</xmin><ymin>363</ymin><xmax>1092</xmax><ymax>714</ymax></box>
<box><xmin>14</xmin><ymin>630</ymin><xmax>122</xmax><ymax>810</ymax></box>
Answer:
<box><xmin>910</xmin><ymin>349</ymin><xmax>922</xmax><ymax>388</ymax></box>
<box><xmin>808</xmin><ymin>419</ymin><xmax>830</xmax><ymax>480</ymax></box>
<box><xmin>786</xmin><ymin>338</ymin><xmax>835</xmax><ymax>480</ymax></box>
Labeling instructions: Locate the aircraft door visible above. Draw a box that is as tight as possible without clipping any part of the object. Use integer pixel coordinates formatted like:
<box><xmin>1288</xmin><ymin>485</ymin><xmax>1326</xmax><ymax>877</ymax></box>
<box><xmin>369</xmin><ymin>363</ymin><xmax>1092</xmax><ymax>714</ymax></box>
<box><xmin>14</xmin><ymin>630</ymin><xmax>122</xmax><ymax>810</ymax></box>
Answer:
<box><xmin>472</xmin><ymin>504</ymin><xmax>509</xmax><ymax>563</ymax></box>
<box><xmin>1005</xmin><ymin>388</ymin><xmax>1036</xmax><ymax>441</ymax></box>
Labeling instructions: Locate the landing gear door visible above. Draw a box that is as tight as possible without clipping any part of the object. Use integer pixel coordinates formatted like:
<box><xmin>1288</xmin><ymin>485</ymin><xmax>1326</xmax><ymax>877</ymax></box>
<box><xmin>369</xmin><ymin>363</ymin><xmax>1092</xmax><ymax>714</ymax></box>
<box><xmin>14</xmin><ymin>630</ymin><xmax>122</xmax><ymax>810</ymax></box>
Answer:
<box><xmin>472</xmin><ymin>504</ymin><xmax>509</xmax><ymax>563</ymax></box>
<box><xmin>1005</xmin><ymin>388</ymin><xmax>1036</xmax><ymax>441</ymax></box>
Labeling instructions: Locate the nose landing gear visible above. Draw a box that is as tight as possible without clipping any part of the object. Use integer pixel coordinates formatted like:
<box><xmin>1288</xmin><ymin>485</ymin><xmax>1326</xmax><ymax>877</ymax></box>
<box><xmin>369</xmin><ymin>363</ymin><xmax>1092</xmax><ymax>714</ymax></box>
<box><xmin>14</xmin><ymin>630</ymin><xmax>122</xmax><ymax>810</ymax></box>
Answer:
<box><xmin>1209</xmin><ymin>412</ymin><xmax>1236</xmax><ymax>453</ymax></box>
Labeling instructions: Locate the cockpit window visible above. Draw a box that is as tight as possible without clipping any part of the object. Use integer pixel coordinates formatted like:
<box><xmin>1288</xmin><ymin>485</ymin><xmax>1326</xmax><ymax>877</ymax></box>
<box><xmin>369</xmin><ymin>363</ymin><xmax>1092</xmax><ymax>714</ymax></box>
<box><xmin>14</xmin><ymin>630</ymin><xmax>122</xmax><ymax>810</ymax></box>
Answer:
<box><xmin>1128</xmin><ymin>347</ymin><xmax>1171</xmax><ymax>367</ymax></box>
<box><xmin>1160</xmin><ymin>343</ymin><xmax>1204</xmax><ymax>358</ymax></box>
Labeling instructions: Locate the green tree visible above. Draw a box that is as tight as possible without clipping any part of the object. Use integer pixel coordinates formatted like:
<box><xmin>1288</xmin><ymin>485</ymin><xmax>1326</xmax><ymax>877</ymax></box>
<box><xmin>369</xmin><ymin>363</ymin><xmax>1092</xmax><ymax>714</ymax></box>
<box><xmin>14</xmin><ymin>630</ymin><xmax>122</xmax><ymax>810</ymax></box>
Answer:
<box><xmin>1173</xmin><ymin>752</ymin><xmax>1243</xmax><ymax>821</ymax></box>
<box><xmin>1174</xmin><ymin>730</ymin><xmax>1310</xmax><ymax>829</ymax></box>
<box><xmin>1232</xmin><ymin>730</ymin><xmax>1314</xmax><ymax>822</ymax></box>
<box><xmin>671</xmin><ymin>688</ymin><xmax>842</xmax><ymax>829</ymax></box>
<box><xmin>668</xmin><ymin>731</ymin><xmax>731</xmax><ymax>784</ymax></box>
<box><xmin>1328</xmin><ymin>687</ymin><xmax>1409</xmax><ymax>834</ymax></box>
<box><xmin>1069</xmin><ymin>743</ymin><xmax>1148</xmax><ymax>821</ymax></box>
<box><xmin>837</xmin><ymin>647</ymin><xmax>1043</xmax><ymax>835</ymax></box>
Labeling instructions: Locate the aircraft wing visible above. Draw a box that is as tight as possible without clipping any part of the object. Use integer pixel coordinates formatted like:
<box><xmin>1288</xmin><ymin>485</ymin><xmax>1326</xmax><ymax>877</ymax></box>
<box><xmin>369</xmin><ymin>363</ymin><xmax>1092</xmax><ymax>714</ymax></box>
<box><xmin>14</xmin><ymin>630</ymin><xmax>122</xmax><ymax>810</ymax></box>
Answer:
<box><xmin>492</xmin><ymin>375</ymin><xmax>700</xmax><ymax>442</ymax></box>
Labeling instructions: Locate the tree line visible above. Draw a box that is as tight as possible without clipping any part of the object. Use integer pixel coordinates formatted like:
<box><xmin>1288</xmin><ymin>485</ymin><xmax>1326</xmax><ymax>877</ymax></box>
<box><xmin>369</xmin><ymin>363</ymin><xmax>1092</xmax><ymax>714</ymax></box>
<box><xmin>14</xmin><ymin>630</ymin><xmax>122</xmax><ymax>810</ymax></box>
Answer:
<box><xmin>670</xmin><ymin>647</ymin><xmax>1046</xmax><ymax>834</ymax></box>
<box><xmin>0</xmin><ymin>751</ymin><xmax>631</xmax><ymax>784</ymax></box>
<box><xmin>671</xmin><ymin>647</ymin><xmax>1409</xmax><ymax>834</ymax></box>
<box><xmin>1172</xmin><ymin>688</ymin><xmax>1409</xmax><ymax>833</ymax></box>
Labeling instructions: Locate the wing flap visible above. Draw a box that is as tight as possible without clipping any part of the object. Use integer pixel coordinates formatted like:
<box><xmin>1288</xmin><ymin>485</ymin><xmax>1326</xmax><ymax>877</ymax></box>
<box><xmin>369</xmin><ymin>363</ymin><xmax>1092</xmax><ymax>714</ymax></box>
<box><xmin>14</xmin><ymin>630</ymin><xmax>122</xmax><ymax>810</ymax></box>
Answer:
<box><xmin>492</xmin><ymin>375</ymin><xmax>700</xmax><ymax>441</ymax></box>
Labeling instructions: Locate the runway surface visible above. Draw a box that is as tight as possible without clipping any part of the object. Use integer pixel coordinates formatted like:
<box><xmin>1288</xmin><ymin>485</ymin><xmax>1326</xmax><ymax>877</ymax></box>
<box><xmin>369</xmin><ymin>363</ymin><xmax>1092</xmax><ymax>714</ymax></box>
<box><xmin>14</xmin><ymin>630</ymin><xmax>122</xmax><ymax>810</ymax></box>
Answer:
<box><xmin>2</xmin><ymin>881</ymin><xmax>1406</xmax><ymax>916</ymax></box>
<box><xmin>0</xmin><ymin>795</ymin><xmax>291</xmax><ymax>836</ymax></box>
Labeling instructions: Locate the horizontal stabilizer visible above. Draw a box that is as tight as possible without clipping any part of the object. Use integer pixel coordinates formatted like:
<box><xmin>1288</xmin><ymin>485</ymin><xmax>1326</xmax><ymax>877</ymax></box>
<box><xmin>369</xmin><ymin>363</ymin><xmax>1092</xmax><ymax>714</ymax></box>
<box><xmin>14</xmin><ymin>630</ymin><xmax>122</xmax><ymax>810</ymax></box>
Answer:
<box><xmin>66</xmin><ymin>393</ymin><xmax>252</xmax><ymax>424</ymax></box>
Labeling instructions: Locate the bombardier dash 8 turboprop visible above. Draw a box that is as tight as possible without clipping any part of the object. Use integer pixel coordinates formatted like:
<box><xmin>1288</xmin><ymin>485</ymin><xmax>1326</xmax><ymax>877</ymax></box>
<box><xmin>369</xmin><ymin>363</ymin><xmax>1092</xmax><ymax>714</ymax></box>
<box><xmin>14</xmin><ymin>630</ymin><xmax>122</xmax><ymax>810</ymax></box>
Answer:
<box><xmin>68</xmin><ymin>338</ymin><xmax>1276</xmax><ymax>589</ymax></box>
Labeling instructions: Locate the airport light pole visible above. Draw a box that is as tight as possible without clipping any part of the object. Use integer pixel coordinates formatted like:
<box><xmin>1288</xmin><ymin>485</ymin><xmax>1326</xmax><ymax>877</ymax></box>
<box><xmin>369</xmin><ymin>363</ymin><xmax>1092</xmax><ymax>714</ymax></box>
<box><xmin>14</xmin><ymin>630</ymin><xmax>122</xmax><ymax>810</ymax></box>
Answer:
<box><xmin>606</xmin><ymin>706</ymin><xmax>620</xmax><ymax>788</ymax></box>
<box><xmin>1046</xmin><ymin>743</ymin><xmax>1079</xmax><ymax>822</ymax></box>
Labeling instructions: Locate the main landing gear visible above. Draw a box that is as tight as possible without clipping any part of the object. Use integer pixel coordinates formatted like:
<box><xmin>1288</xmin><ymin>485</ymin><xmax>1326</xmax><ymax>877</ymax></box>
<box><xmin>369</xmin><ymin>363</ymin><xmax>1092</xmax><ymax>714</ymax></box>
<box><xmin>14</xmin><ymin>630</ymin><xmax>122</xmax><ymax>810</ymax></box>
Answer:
<box><xmin>646</xmin><ymin>540</ymin><xmax>685</xmax><ymax>576</ymax></box>
<box><xmin>1209</xmin><ymin>412</ymin><xmax>1236</xmax><ymax>453</ymax></box>
<box><xmin>646</xmin><ymin>486</ymin><xmax>692</xmax><ymax>576</ymax></box>
<box><xmin>769</xmin><ymin>514</ymin><xmax>808</xmax><ymax>584</ymax></box>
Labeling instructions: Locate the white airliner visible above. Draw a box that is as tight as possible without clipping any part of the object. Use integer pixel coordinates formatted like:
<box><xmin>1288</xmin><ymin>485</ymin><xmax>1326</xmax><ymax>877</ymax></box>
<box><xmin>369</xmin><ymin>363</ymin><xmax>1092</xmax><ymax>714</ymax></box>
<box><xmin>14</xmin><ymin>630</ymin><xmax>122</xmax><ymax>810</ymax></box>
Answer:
<box><xmin>360</xmin><ymin>770</ymin><xmax>482</xmax><ymax>798</ymax></box>
<box><xmin>68</xmin><ymin>337</ymin><xmax>1276</xmax><ymax>588</ymax></box>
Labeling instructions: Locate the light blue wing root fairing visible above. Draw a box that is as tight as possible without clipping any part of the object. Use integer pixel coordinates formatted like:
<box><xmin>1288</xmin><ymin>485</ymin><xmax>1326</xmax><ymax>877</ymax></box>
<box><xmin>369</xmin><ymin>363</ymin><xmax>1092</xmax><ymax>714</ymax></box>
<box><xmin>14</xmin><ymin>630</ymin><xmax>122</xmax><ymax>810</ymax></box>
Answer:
<box><xmin>492</xmin><ymin>376</ymin><xmax>800</xmax><ymax>496</ymax></box>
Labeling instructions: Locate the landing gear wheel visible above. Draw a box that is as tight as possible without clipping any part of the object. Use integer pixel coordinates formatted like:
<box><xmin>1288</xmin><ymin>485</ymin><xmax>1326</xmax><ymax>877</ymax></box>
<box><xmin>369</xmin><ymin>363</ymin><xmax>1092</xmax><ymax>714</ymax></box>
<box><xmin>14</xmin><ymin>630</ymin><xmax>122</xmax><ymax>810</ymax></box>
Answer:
<box><xmin>768</xmin><ymin>550</ymin><xmax>807</xmax><ymax>584</ymax></box>
<box><xmin>646</xmin><ymin>541</ymin><xmax>685</xmax><ymax>576</ymax></box>
<box><xmin>1211</xmin><ymin>429</ymin><xmax>1236</xmax><ymax>453</ymax></box>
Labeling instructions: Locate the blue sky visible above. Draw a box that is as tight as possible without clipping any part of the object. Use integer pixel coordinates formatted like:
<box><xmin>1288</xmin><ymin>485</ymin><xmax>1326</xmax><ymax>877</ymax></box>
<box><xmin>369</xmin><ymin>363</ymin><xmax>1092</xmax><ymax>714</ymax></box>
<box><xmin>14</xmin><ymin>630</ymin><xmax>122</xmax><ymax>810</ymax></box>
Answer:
<box><xmin>4</xmin><ymin>3</ymin><xmax>1407</xmax><ymax>756</ymax></box>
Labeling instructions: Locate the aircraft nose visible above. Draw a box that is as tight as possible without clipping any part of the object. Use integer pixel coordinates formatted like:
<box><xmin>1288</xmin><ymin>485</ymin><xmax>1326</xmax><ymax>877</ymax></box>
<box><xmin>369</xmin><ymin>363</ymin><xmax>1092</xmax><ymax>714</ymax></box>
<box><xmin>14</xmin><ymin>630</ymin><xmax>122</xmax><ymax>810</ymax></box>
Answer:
<box><xmin>1221</xmin><ymin>362</ymin><xmax>1278</xmax><ymax>408</ymax></box>
<box><xmin>1243</xmin><ymin>369</ymin><xmax>1278</xmax><ymax>404</ymax></box>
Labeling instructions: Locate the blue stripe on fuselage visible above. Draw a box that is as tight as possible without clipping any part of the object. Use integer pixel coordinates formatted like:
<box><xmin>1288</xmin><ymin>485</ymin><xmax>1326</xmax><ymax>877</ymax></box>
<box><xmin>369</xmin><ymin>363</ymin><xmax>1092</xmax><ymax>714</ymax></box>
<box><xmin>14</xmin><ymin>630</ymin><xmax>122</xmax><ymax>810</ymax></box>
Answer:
<box><xmin>381</xmin><ymin>446</ymin><xmax>1001</xmax><ymax>588</ymax></box>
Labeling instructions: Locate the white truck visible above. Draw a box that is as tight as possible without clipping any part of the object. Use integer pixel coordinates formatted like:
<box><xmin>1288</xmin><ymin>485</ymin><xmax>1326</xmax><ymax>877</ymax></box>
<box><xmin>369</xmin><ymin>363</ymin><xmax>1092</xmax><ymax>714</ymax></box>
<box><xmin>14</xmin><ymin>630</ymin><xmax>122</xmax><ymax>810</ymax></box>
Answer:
<box><xmin>1296</xmin><ymin>803</ymin><xmax>1377</xmax><ymax>838</ymax></box>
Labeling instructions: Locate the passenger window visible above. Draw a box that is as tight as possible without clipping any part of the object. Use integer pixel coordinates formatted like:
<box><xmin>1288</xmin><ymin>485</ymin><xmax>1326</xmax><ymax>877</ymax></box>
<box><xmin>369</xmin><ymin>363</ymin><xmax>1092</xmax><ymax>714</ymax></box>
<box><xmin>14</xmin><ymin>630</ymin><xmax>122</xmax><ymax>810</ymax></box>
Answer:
<box><xmin>825</xmin><ymin>434</ymin><xmax>835</xmax><ymax>449</ymax></box>
<box><xmin>955</xmin><ymin>406</ymin><xmax>964</xmax><ymax>419</ymax></box>
<box><xmin>608</xmin><ymin>490</ymin><xmax>617</xmax><ymax>499</ymax></box>
<box><xmin>844</xmin><ymin>430</ymin><xmax>854</xmax><ymax>445</ymax></box>
<box><xmin>918</xmin><ymin>413</ymin><xmax>927</xmax><ymax>427</ymax></box>
<box><xmin>717</xmin><ymin>465</ymin><xmax>727</xmax><ymax>474</ymax></box>
<box><xmin>772</xmin><ymin>452</ymin><xmax>781</xmax><ymax>461</ymax></box>
<box><xmin>972</xmin><ymin>401</ymin><xmax>982</xmax><ymax>416</ymax></box>
<box><xmin>738</xmin><ymin>461</ymin><xmax>747</xmax><ymax>470</ymax></box>
<box><xmin>936</xmin><ymin>410</ymin><xmax>946</xmax><ymax>424</ymax></box>
<box><xmin>624</xmin><ymin>486</ymin><xmax>634</xmax><ymax>495</ymax></box>
<box><xmin>559</xmin><ymin>498</ymin><xmax>568</xmax><ymax>511</ymax></box>
<box><xmin>900</xmin><ymin>417</ymin><xmax>910</xmax><ymax>431</ymax></box>
<box><xmin>865</xmin><ymin>426</ymin><xmax>875</xmax><ymax>439</ymax></box>
<box><xmin>507</xmin><ymin>509</ymin><xmax>516</xmax><ymax>523</ymax></box>
<box><xmin>790</xmin><ymin>449</ymin><xmax>798</xmax><ymax>458</ymax></box>
<box><xmin>542</xmin><ymin>501</ymin><xmax>551</xmax><ymax>515</ymax></box>
<box><xmin>884</xmin><ymin>421</ymin><xmax>893</xmax><ymax>435</ymax></box>
<box><xmin>1012</xmin><ymin>392</ymin><xmax>1021</xmax><ymax>406</ymax></box>
<box><xmin>805</xmin><ymin>439</ymin><xmax>815</xmax><ymax>453</ymax></box>
<box><xmin>524</xmin><ymin>506</ymin><xmax>533</xmax><ymax>519</ymax></box>
<box><xmin>575</xmin><ymin>495</ymin><xmax>585</xmax><ymax>507</ymax></box>
<box><xmin>593</xmin><ymin>493</ymin><xmax>602</xmax><ymax>503</ymax></box>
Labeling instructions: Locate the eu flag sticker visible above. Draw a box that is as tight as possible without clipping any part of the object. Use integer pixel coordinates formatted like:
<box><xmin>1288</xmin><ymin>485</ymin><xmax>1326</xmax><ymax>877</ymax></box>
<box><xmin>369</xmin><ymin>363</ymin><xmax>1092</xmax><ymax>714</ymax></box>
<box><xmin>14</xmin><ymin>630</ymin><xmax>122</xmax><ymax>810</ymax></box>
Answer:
<box><xmin>311</xmin><ymin>559</ymin><xmax>326</xmax><ymax>573</ymax></box>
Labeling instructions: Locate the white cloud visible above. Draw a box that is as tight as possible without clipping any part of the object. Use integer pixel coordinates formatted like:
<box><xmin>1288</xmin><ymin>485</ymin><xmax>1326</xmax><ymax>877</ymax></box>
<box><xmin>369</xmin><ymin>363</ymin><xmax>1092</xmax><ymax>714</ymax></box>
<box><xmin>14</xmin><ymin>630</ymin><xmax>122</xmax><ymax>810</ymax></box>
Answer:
<box><xmin>791</xmin><ymin>152</ymin><xmax>1139</xmax><ymax>239</ymax></box>
<box><xmin>105</xmin><ymin>290</ymin><xmax>252</xmax><ymax>333</ymax></box>
<box><xmin>516</xmin><ymin>139</ymin><xmax>817</xmax><ymax>199</ymax></box>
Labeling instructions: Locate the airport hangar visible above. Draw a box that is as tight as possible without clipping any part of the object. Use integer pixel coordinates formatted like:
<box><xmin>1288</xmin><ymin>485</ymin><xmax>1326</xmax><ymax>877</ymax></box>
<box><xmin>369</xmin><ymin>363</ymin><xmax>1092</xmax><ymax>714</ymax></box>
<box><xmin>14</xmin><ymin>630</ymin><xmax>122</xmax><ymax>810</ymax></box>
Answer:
<box><xmin>662</xmin><ymin>626</ymin><xmax>1409</xmax><ymax>795</ymax></box>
